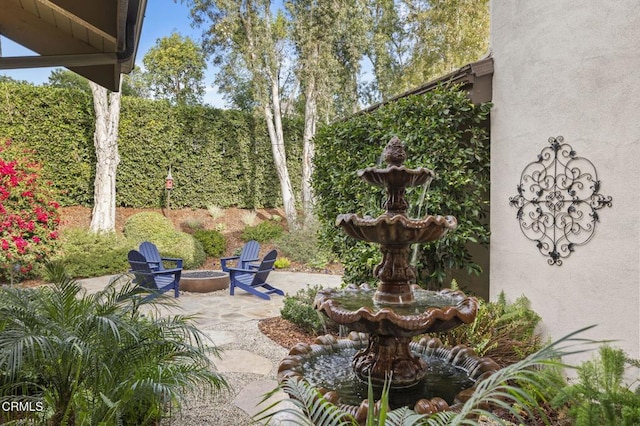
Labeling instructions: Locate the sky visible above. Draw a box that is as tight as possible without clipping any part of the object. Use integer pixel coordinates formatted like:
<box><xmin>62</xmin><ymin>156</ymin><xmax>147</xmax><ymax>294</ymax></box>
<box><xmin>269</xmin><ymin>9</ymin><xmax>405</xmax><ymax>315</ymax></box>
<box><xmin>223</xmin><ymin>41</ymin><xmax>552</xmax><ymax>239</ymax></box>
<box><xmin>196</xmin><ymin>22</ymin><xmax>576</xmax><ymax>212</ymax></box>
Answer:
<box><xmin>0</xmin><ymin>1</ymin><xmax>227</xmax><ymax>107</ymax></box>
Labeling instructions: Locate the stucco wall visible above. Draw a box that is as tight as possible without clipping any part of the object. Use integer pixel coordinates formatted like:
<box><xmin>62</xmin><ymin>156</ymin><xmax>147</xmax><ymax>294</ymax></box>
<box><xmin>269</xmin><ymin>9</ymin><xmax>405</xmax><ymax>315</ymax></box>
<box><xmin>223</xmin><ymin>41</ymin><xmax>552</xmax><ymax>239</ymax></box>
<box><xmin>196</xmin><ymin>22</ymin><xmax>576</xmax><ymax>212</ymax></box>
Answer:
<box><xmin>490</xmin><ymin>1</ymin><xmax>640</xmax><ymax>361</ymax></box>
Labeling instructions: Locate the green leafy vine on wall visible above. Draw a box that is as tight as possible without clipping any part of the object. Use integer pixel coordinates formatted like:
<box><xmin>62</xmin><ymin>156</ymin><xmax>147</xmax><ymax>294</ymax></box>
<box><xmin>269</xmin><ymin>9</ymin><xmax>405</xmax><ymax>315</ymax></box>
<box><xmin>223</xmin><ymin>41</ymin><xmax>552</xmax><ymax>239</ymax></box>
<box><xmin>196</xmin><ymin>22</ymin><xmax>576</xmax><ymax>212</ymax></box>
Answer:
<box><xmin>312</xmin><ymin>85</ymin><xmax>491</xmax><ymax>288</ymax></box>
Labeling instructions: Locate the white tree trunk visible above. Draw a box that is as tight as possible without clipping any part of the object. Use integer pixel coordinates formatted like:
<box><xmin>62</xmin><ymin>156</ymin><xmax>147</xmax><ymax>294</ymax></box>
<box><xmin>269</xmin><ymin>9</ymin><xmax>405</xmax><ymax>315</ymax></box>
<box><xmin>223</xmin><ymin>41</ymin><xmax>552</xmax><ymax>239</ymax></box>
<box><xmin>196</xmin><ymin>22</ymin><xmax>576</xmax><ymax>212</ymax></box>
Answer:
<box><xmin>301</xmin><ymin>72</ymin><xmax>317</xmax><ymax>226</ymax></box>
<box><xmin>263</xmin><ymin>83</ymin><xmax>298</xmax><ymax>228</ymax></box>
<box><xmin>89</xmin><ymin>81</ymin><xmax>121</xmax><ymax>233</ymax></box>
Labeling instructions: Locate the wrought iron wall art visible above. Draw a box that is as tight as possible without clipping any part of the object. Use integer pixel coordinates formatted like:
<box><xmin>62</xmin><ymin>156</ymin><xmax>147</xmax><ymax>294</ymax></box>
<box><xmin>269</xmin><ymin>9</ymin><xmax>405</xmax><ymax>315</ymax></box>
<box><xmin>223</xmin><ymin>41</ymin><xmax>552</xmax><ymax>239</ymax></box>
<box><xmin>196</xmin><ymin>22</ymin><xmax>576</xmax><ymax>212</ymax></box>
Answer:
<box><xmin>509</xmin><ymin>136</ymin><xmax>612</xmax><ymax>266</ymax></box>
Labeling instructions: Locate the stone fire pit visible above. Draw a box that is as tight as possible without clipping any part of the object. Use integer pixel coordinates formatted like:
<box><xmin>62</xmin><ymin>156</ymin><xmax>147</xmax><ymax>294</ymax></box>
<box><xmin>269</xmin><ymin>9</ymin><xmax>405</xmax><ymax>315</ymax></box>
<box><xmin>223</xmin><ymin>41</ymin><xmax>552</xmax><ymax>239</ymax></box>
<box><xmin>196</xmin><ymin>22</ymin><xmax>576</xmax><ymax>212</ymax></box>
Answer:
<box><xmin>179</xmin><ymin>270</ymin><xmax>229</xmax><ymax>293</ymax></box>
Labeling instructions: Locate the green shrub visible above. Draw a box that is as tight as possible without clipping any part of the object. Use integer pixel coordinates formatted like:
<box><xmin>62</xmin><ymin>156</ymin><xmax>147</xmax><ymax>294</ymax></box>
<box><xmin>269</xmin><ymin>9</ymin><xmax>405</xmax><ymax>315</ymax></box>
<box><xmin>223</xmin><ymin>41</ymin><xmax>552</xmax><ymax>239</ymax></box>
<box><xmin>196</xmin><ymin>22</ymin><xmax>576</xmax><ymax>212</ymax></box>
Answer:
<box><xmin>432</xmin><ymin>291</ymin><xmax>542</xmax><ymax>367</ymax></box>
<box><xmin>124</xmin><ymin>212</ymin><xmax>206</xmax><ymax>269</ymax></box>
<box><xmin>52</xmin><ymin>228</ymin><xmax>131</xmax><ymax>278</ymax></box>
<box><xmin>150</xmin><ymin>232</ymin><xmax>206</xmax><ymax>269</ymax></box>
<box><xmin>241</xmin><ymin>221</ymin><xmax>284</xmax><ymax>243</ymax></box>
<box><xmin>274</xmin><ymin>257</ymin><xmax>291</xmax><ymax>269</ymax></box>
<box><xmin>193</xmin><ymin>229</ymin><xmax>226</xmax><ymax>257</ymax></box>
<box><xmin>553</xmin><ymin>346</ymin><xmax>640</xmax><ymax>425</ymax></box>
<box><xmin>280</xmin><ymin>285</ymin><xmax>329</xmax><ymax>334</ymax></box>
<box><xmin>123</xmin><ymin>211</ymin><xmax>174</xmax><ymax>238</ymax></box>
<box><xmin>0</xmin><ymin>263</ymin><xmax>227</xmax><ymax>424</ymax></box>
<box><xmin>275</xmin><ymin>220</ymin><xmax>331</xmax><ymax>265</ymax></box>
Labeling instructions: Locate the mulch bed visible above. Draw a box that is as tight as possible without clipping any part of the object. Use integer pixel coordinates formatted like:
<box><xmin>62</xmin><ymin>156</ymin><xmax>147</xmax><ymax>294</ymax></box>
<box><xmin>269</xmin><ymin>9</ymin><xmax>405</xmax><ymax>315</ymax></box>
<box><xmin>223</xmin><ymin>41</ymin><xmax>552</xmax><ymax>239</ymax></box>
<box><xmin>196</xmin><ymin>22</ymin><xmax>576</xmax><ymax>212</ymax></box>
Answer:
<box><xmin>257</xmin><ymin>316</ymin><xmax>320</xmax><ymax>349</ymax></box>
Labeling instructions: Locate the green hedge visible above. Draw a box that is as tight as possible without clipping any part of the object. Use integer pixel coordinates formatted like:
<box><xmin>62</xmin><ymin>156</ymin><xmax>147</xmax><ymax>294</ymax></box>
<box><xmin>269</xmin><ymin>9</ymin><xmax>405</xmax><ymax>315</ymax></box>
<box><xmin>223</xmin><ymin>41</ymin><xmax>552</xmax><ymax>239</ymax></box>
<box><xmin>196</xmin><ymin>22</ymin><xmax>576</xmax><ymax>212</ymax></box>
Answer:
<box><xmin>312</xmin><ymin>85</ymin><xmax>491</xmax><ymax>287</ymax></box>
<box><xmin>0</xmin><ymin>81</ymin><xmax>302</xmax><ymax>208</ymax></box>
<box><xmin>123</xmin><ymin>212</ymin><xmax>206</xmax><ymax>269</ymax></box>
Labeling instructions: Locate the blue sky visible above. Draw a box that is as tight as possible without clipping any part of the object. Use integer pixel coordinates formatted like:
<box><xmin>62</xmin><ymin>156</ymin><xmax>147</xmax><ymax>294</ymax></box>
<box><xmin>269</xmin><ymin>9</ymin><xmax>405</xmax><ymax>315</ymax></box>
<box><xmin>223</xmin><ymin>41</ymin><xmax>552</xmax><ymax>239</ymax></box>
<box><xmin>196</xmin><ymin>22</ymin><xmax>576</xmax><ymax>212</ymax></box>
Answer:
<box><xmin>0</xmin><ymin>1</ymin><xmax>227</xmax><ymax>107</ymax></box>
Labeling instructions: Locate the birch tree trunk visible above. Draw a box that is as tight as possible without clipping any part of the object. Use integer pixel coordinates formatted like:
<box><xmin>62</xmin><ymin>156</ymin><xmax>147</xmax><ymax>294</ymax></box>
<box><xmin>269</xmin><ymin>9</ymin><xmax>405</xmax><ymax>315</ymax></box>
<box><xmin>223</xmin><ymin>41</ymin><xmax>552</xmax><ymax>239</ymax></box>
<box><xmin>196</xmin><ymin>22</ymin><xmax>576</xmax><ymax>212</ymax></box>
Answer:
<box><xmin>301</xmin><ymin>70</ymin><xmax>316</xmax><ymax>225</ymax></box>
<box><xmin>264</xmin><ymin>77</ymin><xmax>298</xmax><ymax>227</ymax></box>
<box><xmin>89</xmin><ymin>81</ymin><xmax>121</xmax><ymax>233</ymax></box>
<box><xmin>262</xmin><ymin>5</ymin><xmax>298</xmax><ymax>228</ymax></box>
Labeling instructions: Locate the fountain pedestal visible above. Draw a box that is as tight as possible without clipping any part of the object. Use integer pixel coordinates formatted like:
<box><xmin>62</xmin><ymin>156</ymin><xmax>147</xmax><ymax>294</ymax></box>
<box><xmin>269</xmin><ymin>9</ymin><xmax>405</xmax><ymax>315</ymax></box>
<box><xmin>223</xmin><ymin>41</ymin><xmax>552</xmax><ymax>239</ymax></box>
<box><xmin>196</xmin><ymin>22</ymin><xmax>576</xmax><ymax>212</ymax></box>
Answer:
<box><xmin>353</xmin><ymin>335</ymin><xmax>426</xmax><ymax>387</ymax></box>
<box><xmin>373</xmin><ymin>244</ymin><xmax>415</xmax><ymax>304</ymax></box>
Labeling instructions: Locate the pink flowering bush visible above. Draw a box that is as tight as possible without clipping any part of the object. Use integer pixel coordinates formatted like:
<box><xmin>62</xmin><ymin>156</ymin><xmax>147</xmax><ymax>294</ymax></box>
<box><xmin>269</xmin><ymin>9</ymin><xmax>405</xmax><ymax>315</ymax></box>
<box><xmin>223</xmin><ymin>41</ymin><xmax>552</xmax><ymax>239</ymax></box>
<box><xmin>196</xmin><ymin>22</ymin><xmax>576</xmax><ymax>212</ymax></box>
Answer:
<box><xmin>0</xmin><ymin>139</ymin><xmax>60</xmax><ymax>281</ymax></box>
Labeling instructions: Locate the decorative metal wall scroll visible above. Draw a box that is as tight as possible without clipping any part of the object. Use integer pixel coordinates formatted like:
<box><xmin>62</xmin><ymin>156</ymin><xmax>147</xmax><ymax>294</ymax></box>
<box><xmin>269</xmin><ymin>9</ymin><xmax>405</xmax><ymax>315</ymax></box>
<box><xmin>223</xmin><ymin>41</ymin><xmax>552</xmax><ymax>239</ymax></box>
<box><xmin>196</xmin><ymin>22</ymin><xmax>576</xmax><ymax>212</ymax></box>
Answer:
<box><xmin>509</xmin><ymin>136</ymin><xmax>612</xmax><ymax>265</ymax></box>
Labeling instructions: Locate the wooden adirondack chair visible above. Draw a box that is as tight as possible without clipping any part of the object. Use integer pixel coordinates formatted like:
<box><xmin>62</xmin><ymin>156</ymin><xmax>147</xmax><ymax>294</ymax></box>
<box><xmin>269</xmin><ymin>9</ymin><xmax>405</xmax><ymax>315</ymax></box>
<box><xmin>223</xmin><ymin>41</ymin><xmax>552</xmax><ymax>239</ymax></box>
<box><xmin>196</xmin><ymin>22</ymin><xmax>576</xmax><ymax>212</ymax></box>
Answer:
<box><xmin>139</xmin><ymin>241</ymin><xmax>183</xmax><ymax>271</ymax></box>
<box><xmin>227</xmin><ymin>249</ymin><xmax>283</xmax><ymax>300</ymax></box>
<box><xmin>220</xmin><ymin>240</ymin><xmax>260</xmax><ymax>272</ymax></box>
<box><xmin>128</xmin><ymin>250</ymin><xmax>181</xmax><ymax>298</ymax></box>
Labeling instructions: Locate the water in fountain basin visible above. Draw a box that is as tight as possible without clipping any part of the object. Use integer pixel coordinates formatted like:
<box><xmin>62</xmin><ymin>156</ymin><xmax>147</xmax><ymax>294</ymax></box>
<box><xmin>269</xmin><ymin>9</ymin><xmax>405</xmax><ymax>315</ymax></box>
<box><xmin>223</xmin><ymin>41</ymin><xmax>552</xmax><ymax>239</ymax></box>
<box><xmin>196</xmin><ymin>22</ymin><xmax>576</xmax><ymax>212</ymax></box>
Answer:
<box><xmin>302</xmin><ymin>348</ymin><xmax>474</xmax><ymax>408</ymax></box>
<box><xmin>328</xmin><ymin>288</ymin><xmax>463</xmax><ymax>315</ymax></box>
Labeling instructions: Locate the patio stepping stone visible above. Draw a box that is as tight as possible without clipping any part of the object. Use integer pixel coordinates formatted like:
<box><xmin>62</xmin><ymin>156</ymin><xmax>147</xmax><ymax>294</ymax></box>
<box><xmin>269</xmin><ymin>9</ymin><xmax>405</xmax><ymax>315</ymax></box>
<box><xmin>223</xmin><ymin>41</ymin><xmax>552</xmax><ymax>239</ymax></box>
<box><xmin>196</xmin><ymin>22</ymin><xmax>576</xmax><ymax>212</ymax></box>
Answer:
<box><xmin>214</xmin><ymin>349</ymin><xmax>272</xmax><ymax>375</ymax></box>
<box><xmin>233</xmin><ymin>379</ymin><xmax>288</xmax><ymax>419</ymax></box>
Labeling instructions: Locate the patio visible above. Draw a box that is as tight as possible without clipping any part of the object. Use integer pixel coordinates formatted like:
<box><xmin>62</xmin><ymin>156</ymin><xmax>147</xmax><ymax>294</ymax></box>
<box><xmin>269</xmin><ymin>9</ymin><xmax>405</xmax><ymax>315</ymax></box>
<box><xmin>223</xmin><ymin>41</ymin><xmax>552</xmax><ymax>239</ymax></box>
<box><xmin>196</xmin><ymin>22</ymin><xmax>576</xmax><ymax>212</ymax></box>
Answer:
<box><xmin>79</xmin><ymin>271</ymin><xmax>342</xmax><ymax>424</ymax></box>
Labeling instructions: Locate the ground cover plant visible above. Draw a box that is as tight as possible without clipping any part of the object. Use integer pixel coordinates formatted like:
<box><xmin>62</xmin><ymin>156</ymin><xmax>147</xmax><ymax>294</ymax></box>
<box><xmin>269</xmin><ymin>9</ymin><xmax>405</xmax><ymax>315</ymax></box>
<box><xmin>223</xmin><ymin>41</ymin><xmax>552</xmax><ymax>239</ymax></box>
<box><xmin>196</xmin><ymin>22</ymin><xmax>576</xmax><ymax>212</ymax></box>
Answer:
<box><xmin>275</xmin><ymin>218</ymin><xmax>333</xmax><ymax>266</ymax></box>
<box><xmin>0</xmin><ymin>139</ymin><xmax>61</xmax><ymax>282</ymax></box>
<box><xmin>432</xmin><ymin>289</ymin><xmax>543</xmax><ymax>367</ymax></box>
<box><xmin>193</xmin><ymin>229</ymin><xmax>227</xmax><ymax>257</ymax></box>
<box><xmin>0</xmin><ymin>263</ymin><xmax>227</xmax><ymax>425</ymax></box>
<box><xmin>280</xmin><ymin>285</ymin><xmax>329</xmax><ymax>335</ymax></box>
<box><xmin>552</xmin><ymin>345</ymin><xmax>640</xmax><ymax>425</ymax></box>
<box><xmin>241</xmin><ymin>220</ymin><xmax>284</xmax><ymax>243</ymax></box>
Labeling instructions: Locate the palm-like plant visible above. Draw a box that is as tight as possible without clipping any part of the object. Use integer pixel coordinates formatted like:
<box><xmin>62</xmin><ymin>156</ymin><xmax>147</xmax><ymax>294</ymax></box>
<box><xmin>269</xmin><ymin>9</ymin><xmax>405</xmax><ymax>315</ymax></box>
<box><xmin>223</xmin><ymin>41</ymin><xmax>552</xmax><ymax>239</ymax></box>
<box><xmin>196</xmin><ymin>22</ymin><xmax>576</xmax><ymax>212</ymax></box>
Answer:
<box><xmin>257</xmin><ymin>326</ymin><xmax>601</xmax><ymax>425</ymax></box>
<box><xmin>0</xmin><ymin>262</ymin><xmax>227</xmax><ymax>425</ymax></box>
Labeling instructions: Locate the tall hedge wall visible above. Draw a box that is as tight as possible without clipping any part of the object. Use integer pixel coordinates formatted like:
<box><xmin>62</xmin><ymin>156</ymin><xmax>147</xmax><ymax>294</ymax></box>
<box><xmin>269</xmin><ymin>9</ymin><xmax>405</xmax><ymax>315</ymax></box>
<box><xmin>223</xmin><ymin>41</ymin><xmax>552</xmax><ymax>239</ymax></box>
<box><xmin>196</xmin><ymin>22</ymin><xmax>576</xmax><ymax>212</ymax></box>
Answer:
<box><xmin>0</xmin><ymin>81</ymin><xmax>302</xmax><ymax>208</ymax></box>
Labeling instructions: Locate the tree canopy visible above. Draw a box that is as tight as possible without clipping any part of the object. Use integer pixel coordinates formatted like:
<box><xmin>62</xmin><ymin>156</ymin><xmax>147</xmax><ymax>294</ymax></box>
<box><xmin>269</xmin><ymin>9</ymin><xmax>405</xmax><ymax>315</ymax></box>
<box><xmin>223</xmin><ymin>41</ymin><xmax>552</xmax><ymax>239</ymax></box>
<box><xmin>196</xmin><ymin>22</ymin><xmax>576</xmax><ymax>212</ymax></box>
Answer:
<box><xmin>142</xmin><ymin>32</ymin><xmax>207</xmax><ymax>105</ymax></box>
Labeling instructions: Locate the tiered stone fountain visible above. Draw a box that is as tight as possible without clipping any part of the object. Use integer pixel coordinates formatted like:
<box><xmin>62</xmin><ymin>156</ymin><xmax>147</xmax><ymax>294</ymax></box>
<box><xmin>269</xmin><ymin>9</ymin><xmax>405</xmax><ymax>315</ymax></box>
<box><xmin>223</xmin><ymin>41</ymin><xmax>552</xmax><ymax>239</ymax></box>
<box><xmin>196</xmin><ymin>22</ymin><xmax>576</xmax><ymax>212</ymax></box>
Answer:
<box><xmin>278</xmin><ymin>138</ymin><xmax>498</xmax><ymax>422</ymax></box>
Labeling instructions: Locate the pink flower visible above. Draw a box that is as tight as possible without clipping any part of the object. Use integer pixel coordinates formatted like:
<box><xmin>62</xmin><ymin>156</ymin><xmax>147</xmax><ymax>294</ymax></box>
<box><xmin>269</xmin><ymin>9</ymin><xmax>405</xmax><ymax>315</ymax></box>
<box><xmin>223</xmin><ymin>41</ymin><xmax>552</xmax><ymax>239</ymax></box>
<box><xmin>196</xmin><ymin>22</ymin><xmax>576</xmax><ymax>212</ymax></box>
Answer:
<box><xmin>1</xmin><ymin>240</ymin><xmax>8</xmax><ymax>250</ymax></box>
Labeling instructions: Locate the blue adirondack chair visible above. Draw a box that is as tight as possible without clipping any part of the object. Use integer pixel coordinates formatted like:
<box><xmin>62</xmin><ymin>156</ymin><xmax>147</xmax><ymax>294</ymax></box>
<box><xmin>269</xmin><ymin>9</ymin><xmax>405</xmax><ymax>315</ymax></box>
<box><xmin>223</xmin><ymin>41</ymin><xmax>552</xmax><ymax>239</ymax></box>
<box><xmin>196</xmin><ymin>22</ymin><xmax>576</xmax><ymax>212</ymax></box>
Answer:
<box><xmin>228</xmin><ymin>249</ymin><xmax>283</xmax><ymax>300</ymax></box>
<box><xmin>128</xmin><ymin>250</ymin><xmax>181</xmax><ymax>298</ymax></box>
<box><xmin>139</xmin><ymin>241</ymin><xmax>183</xmax><ymax>271</ymax></box>
<box><xmin>220</xmin><ymin>240</ymin><xmax>260</xmax><ymax>272</ymax></box>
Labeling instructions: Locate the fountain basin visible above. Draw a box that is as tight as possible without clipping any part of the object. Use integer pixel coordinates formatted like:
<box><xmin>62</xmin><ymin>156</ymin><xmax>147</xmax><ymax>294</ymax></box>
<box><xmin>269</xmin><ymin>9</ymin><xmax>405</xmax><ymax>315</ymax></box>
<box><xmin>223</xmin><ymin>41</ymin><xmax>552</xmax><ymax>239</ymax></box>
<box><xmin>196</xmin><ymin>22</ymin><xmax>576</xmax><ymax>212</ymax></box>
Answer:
<box><xmin>336</xmin><ymin>213</ymin><xmax>457</xmax><ymax>245</ymax></box>
<box><xmin>179</xmin><ymin>270</ymin><xmax>229</xmax><ymax>293</ymax></box>
<box><xmin>278</xmin><ymin>333</ymin><xmax>499</xmax><ymax>423</ymax></box>
<box><xmin>315</xmin><ymin>286</ymin><xmax>478</xmax><ymax>336</ymax></box>
<box><xmin>359</xmin><ymin>165</ymin><xmax>434</xmax><ymax>188</ymax></box>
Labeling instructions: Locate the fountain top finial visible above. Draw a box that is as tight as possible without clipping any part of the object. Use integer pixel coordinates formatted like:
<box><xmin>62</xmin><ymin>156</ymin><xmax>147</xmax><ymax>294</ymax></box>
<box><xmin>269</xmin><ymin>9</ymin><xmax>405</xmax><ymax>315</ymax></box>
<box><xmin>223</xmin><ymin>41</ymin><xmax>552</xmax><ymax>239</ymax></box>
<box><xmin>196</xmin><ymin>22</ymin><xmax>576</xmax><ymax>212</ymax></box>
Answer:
<box><xmin>383</xmin><ymin>136</ymin><xmax>406</xmax><ymax>167</ymax></box>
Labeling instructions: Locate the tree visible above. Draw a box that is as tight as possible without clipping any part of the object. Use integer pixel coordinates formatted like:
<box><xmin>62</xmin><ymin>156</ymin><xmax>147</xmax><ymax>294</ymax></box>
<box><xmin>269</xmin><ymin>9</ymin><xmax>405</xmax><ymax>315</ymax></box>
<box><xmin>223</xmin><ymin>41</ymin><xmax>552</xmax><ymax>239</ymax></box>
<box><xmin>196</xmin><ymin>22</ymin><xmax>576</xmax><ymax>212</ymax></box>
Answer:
<box><xmin>364</xmin><ymin>0</ymin><xmax>411</xmax><ymax>101</ymax></box>
<box><xmin>48</xmin><ymin>68</ymin><xmax>148</xmax><ymax>97</ymax></box>
<box><xmin>361</xmin><ymin>0</ymin><xmax>490</xmax><ymax>102</ymax></box>
<box><xmin>185</xmin><ymin>0</ymin><xmax>299</xmax><ymax>227</ymax></box>
<box><xmin>45</xmin><ymin>70</ymin><xmax>124</xmax><ymax>233</ymax></box>
<box><xmin>143</xmin><ymin>32</ymin><xmax>207</xmax><ymax>105</ymax></box>
<box><xmin>121</xmin><ymin>66</ymin><xmax>150</xmax><ymax>97</ymax></box>
<box><xmin>88</xmin><ymin>81</ymin><xmax>121</xmax><ymax>233</ymax></box>
<box><xmin>47</xmin><ymin>69</ymin><xmax>90</xmax><ymax>92</ymax></box>
<box><xmin>286</xmin><ymin>0</ymin><xmax>369</xmax><ymax>223</ymax></box>
<box><xmin>405</xmin><ymin>0</ymin><xmax>490</xmax><ymax>78</ymax></box>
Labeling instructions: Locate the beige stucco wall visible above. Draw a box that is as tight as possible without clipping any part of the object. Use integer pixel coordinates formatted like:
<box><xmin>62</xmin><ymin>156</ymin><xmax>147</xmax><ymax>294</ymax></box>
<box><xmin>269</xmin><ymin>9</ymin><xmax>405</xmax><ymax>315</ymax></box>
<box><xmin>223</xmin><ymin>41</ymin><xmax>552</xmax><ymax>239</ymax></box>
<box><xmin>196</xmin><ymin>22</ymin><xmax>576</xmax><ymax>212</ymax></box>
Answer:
<box><xmin>490</xmin><ymin>1</ymin><xmax>640</xmax><ymax>361</ymax></box>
